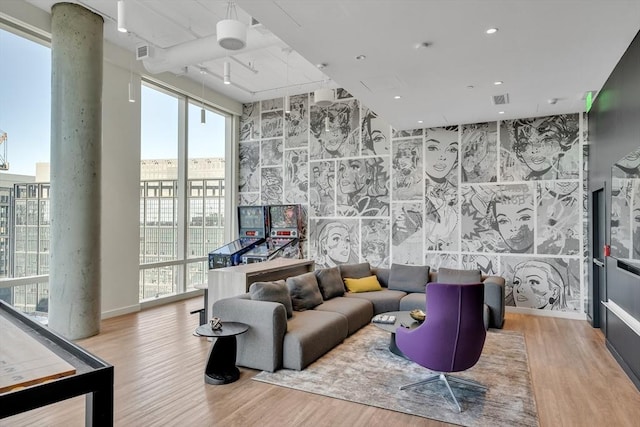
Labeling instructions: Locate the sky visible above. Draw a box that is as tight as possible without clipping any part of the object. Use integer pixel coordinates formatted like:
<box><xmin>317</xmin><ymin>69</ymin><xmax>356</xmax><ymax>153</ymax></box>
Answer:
<box><xmin>0</xmin><ymin>28</ymin><xmax>225</xmax><ymax>178</ymax></box>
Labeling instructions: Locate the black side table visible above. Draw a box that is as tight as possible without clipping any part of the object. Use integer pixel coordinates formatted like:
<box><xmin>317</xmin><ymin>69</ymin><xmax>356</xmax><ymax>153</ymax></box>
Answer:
<box><xmin>196</xmin><ymin>322</ymin><xmax>249</xmax><ymax>385</ymax></box>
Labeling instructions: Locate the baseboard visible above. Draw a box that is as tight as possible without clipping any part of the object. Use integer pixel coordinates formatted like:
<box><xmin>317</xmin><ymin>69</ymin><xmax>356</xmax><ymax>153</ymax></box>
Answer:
<box><xmin>505</xmin><ymin>306</ymin><xmax>586</xmax><ymax>320</ymax></box>
<box><xmin>101</xmin><ymin>304</ymin><xmax>140</xmax><ymax>319</ymax></box>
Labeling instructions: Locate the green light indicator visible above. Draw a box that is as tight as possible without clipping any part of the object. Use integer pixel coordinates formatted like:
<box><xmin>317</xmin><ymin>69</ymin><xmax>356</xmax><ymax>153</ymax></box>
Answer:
<box><xmin>585</xmin><ymin>91</ymin><xmax>593</xmax><ymax>113</ymax></box>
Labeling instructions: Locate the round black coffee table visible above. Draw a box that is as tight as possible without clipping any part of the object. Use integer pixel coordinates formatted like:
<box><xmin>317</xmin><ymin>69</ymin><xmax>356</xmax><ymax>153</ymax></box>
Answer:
<box><xmin>372</xmin><ymin>311</ymin><xmax>422</xmax><ymax>357</ymax></box>
<box><xmin>196</xmin><ymin>322</ymin><xmax>249</xmax><ymax>385</ymax></box>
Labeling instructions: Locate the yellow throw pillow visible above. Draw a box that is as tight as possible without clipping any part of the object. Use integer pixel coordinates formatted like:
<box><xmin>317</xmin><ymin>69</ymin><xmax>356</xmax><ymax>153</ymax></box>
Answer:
<box><xmin>344</xmin><ymin>275</ymin><xmax>382</xmax><ymax>293</ymax></box>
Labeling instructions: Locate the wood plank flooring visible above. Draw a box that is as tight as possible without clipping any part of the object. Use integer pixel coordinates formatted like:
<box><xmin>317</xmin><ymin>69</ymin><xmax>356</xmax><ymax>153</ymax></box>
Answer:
<box><xmin>4</xmin><ymin>298</ymin><xmax>640</xmax><ymax>426</ymax></box>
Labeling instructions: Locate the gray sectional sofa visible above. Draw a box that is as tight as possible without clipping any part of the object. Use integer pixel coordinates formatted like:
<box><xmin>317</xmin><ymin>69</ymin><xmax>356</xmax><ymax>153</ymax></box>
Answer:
<box><xmin>211</xmin><ymin>262</ymin><xmax>505</xmax><ymax>372</ymax></box>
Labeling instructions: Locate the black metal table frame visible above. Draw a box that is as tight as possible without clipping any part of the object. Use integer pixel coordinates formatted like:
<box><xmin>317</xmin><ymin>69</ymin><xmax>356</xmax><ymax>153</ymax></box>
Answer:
<box><xmin>0</xmin><ymin>300</ymin><xmax>114</xmax><ymax>426</ymax></box>
<box><xmin>196</xmin><ymin>322</ymin><xmax>248</xmax><ymax>385</ymax></box>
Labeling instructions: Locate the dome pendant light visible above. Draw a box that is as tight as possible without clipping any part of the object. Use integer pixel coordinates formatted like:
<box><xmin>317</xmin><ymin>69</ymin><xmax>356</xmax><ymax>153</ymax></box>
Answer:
<box><xmin>314</xmin><ymin>87</ymin><xmax>334</xmax><ymax>107</ymax></box>
<box><xmin>217</xmin><ymin>2</ymin><xmax>247</xmax><ymax>50</ymax></box>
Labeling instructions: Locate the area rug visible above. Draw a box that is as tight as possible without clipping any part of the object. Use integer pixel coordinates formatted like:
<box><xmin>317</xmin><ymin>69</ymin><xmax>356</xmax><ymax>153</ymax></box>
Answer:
<box><xmin>253</xmin><ymin>325</ymin><xmax>538</xmax><ymax>427</ymax></box>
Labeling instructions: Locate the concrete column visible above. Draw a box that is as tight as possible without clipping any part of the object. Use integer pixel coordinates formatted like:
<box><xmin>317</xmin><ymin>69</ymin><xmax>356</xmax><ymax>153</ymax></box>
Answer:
<box><xmin>49</xmin><ymin>3</ymin><xmax>103</xmax><ymax>339</ymax></box>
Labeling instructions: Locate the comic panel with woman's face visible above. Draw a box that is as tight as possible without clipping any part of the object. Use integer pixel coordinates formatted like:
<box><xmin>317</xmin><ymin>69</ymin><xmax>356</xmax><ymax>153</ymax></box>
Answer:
<box><xmin>537</xmin><ymin>182</ymin><xmax>580</xmax><ymax>255</ymax></box>
<box><xmin>240</xmin><ymin>102</ymin><xmax>260</xmax><ymax>142</ymax></box>
<box><xmin>336</xmin><ymin>157</ymin><xmax>390</xmax><ymax>217</ymax></box>
<box><xmin>461</xmin><ymin>122</ymin><xmax>497</xmax><ymax>183</ymax></box>
<box><xmin>500</xmin><ymin>114</ymin><xmax>579</xmax><ymax>181</ymax></box>
<box><xmin>391</xmin><ymin>202</ymin><xmax>423</xmax><ymax>265</ymax></box>
<box><xmin>310</xmin><ymin>218</ymin><xmax>359</xmax><ymax>269</ymax></box>
<box><xmin>502</xmin><ymin>256</ymin><xmax>580</xmax><ymax>312</ymax></box>
<box><xmin>284</xmin><ymin>149</ymin><xmax>308</xmax><ymax>204</ymax></box>
<box><xmin>309</xmin><ymin>160</ymin><xmax>335</xmax><ymax>217</ymax></box>
<box><xmin>460</xmin><ymin>184</ymin><xmax>534</xmax><ymax>254</ymax></box>
<box><xmin>261</xmin><ymin>167</ymin><xmax>283</xmax><ymax>205</ymax></box>
<box><xmin>361</xmin><ymin>107</ymin><xmax>390</xmax><ymax>156</ymax></box>
<box><xmin>361</xmin><ymin>218</ymin><xmax>390</xmax><ymax>268</ymax></box>
<box><xmin>285</xmin><ymin>94</ymin><xmax>309</xmax><ymax>149</ymax></box>
<box><xmin>238</xmin><ymin>141</ymin><xmax>260</xmax><ymax>193</ymax></box>
<box><xmin>392</xmin><ymin>138</ymin><xmax>423</xmax><ymax>201</ymax></box>
<box><xmin>261</xmin><ymin>138</ymin><xmax>283</xmax><ymax>167</ymax></box>
<box><xmin>261</xmin><ymin>110</ymin><xmax>284</xmax><ymax>139</ymax></box>
<box><xmin>309</xmin><ymin>99</ymin><xmax>360</xmax><ymax>160</ymax></box>
<box><xmin>424</xmin><ymin>127</ymin><xmax>459</xmax><ymax>251</ymax></box>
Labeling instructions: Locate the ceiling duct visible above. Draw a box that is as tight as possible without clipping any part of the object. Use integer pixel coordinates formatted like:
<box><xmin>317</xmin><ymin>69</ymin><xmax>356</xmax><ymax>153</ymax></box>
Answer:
<box><xmin>141</xmin><ymin>28</ymin><xmax>281</xmax><ymax>75</ymax></box>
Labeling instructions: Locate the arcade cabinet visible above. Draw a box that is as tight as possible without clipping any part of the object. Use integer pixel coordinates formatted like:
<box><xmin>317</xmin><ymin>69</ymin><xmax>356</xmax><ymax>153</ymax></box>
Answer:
<box><xmin>207</xmin><ymin>205</ymin><xmax>267</xmax><ymax>269</ymax></box>
<box><xmin>241</xmin><ymin>204</ymin><xmax>302</xmax><ymax>263</ymax></box>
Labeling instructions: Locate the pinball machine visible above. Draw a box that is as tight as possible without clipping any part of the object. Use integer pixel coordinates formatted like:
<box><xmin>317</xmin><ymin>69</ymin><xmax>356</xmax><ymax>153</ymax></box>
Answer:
<box><xmin>241</xmin><ymin>204</ymin><xmax>302</xmax><ymax>263</ymax></box>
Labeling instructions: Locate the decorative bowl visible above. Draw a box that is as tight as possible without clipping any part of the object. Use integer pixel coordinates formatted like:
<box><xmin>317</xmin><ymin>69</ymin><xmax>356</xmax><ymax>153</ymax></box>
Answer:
<box><xmin>409</xmin><ymin>309</ymin><xmax>426</xmax><ymax>322</ymax></box>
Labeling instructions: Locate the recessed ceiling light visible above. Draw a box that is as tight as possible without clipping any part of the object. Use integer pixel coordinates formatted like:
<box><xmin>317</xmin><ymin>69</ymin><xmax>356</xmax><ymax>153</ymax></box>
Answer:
<box><xmin>394</xmin><ymin>95</ymin><xmax>402</xmax><ymax>99</ymax></box>
<box><xmin>316</xmin><ymin>63</ymin><xmax>328</xmax><ymax>69</ymax></box>
<box><xmin>498</xmin><ymin>111</ymin><xmax>505</xmax><ymax>114</ymax></box>
<box><xmin>355</xmin><ymin>54</ymin><xmax>366</xmax><ymax>60</ymax></box>
<box><xmin>494</xmin><ymin>81</ymin><xmax>503</xmax><ymax>85</ymax></box>
<box><xmin>418</xmin><ymin>120</ymin><xmax>423</xmax><ymax>124</ymax></box>
<box><xmin>466</xmin><ymin>85</ymin><xmax>474</xmax><ymax>89</ymax></box>
<box><xmin>486</xmin><ymin>28</ymin><xmax>498</xmax><ymax>34</ymax></box>
<box><xmin>414</xmin><ymin>42</ymin><xmax>431</xmax><ymax>50</ymax></box>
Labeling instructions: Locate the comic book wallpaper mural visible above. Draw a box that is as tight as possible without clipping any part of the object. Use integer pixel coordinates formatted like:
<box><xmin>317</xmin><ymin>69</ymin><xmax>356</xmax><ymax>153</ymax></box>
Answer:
<box><xmin>238</xmin><ymin>90</ymin><xmax>587</xmax><ymax>315</ymax></box>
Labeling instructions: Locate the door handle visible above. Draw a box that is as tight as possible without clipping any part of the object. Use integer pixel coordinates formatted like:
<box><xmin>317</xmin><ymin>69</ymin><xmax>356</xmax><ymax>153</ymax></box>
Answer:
<box><xmin>593</xmin><ymin>259</ymin><xmax>605</xmax><ymax>268</ymax></box>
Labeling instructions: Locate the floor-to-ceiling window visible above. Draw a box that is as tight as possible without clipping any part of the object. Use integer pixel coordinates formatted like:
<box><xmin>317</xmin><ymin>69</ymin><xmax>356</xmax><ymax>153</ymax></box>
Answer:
<box><xmin>139</xmin><ymin>82</ymin><xmax>227</xmax><ymax>302</ymax></box>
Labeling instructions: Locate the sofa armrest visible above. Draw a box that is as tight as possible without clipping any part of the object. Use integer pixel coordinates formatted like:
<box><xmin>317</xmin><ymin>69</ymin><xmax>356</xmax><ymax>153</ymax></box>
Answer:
<box><xmin>212</xmin><ymin>297</ymin><xmax>288</xmax><ymax>372</ymax></box>
<box><xmin>482</xmin><ymin>276</ymin><xmax>505</xmax><ymax>328</ymax></box>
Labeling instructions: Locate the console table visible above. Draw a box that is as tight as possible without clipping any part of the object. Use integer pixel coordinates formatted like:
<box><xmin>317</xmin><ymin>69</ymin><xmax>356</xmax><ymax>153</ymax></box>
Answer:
<box><xmin>0</xmin><ymin>300</ymin><xmax>114</xmax><ymax>425</ymax></box>
<box><xmin>207</xmin><ymin>258</ymin><xmax>314</xmax><ymax>316</ymax></box>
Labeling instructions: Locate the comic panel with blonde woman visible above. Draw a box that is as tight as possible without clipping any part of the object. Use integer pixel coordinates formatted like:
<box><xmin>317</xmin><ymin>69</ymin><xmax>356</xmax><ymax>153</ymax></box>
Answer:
<box><xmin>284</xmin><ymin>149</ymin><xmax>308</xmax><ymax>204</ymax></box>
<box><xmin>238</xmin><ymin>142</ymin><xmax>260</xmax><ymax>193</ymax></box>
<box><xmin>285</xmin><ymin>93</ymin><xmax>309</xmax><ymax>149</ymax></box>
<box><xmin>361</xmin><ymin>107</ymin><xmax>390</xmax><ymax>156</ymax></box>
<box><xmin>336</xmin><ymin>157</ymin><xmax>390</xmax><ymax>217</ymax></box>
<box><xmin>310</xmin><ymin>219</ymin><xmax>359</xmax><ymax>269</ymax></box>
<box><xmin>460</xmin><ymin>184</ymin><xmax>534</xmax><ymax>254</ymax></box>
<box><xmin>461</xmin><ymin>122</ymin><xmax>497</xmax><ymax>183</ymax></box>
<box><xmin>424</xmin><ymin>126</ymin><xmax>459</xmax><ymax>251</ymax></box>
<box><xmin>391</xmin><ymin>202</ymin><xmax>423</xmax><ymax>265</ymax></box>
<box><xmin>309</xmin><ymin>99</ymin><xmax>360</xmax><ymax>160</ymax></box>
<box><xmin>502</xmin><ymin>257</ymin><xmax>581</xmax><ymax>312</ymax></box>
<box><xmin>500</xmin><ymin>114</ymin><xmax>579</xmax><ymax>181</ymax></box>
<box><xmin>240</xmin><ymin>101</ymin><xmax>260</xmax><ymax>142</ymax></box>
<box><xmin>309</xmin><ymin>160</ymin><xmax>335</xmax><ymax>217</ymax></box>
<box><xmin>392</xmin><ymin>137</ymin><xmax>423</xmax><ymax>201</ymax></box>
<box><xmin>361</xmin><ymin>218</ymin><xmax>390</xmax><ymax>268</ymax></box>
<box><xmin>537</xmin><ymin>182</ymin><xmax>580</xmax><ymax>255</ymax></box>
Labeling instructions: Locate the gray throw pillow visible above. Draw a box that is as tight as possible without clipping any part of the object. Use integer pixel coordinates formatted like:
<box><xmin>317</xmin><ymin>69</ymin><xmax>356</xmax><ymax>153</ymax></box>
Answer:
<box><xmin>388</xmin><ymin>263</ymin><xmax>430</xmax><ymax>293</ymax></box>
<box><xmin>249</xmin><ymin>280</ymin><xmax>293</xmax><ymax>318</ymax></box>
<box><xmin>437</xmin><ymin>267</ymin><xmax>482</xmax><ymax>284</ymax></box>
<box><xmin>338</xmin><ymin>262</ymin><xmax>371</xmax><ymax>280</ymax></box>
<box><xmin>315</xmin><ymin>267</ymin><xmax>345</xmax><ymax>300</ymax></box>
<box><xmin>287</xmin><ymin>272</ymin><xmax>323</xmax><ymax>311</ymax></box>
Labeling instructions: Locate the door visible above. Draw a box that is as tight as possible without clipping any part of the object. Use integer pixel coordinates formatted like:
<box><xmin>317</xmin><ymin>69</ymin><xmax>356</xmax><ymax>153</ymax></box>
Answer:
<box><xmin>589</xmin><ymin>187</ymin><xmax>606</xmax><ymax>328</ymax></box>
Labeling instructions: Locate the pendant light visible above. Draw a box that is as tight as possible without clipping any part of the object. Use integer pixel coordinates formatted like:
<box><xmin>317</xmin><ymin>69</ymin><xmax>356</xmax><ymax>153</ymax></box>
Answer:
<box><xmin>223</xmin><ymin>61</ymin><xmax>231</xmax><ymax>85</ymax></box>
<box><xmin>200</xmin><ymin>68</ymin><xmax>206</xmax><ymax>124</ymax></box>
<box><xmin>284</xmin><ymin>49</ymin><xmax>291</xmax><ymax>114</ymax></box>
<box><xmin>117</xmin><ymin>0</ymin><xmax>127</xmax><ymax>33</ymax></box>
<box><xmin>217</xmin><ymin>2</ymin><xmax>247</xmax><ymax>50</ymax></box>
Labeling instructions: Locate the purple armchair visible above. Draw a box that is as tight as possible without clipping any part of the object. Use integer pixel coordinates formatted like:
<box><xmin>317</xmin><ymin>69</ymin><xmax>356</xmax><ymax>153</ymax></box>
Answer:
<box><xmin>395</xmin><ymin>282</ymin><xmax>487</xmax><ymax>413</ymax></box>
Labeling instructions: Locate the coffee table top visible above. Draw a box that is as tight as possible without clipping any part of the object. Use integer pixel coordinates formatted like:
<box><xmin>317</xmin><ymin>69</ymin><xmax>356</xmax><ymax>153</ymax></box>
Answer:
<box><xmin>371</xmin><ymin>311</ymin><xmax>422</xmax><ymax>333</ymax></box>
<box><xmin>195</xmin><ymin>322</ymin><xmax>249</xmax><ymax>338</ymax></box>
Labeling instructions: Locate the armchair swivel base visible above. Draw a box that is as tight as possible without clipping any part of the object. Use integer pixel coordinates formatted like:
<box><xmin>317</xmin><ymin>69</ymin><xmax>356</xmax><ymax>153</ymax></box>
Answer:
<box><xmin>400</xmin><ymin>372</ymin><xmax>487</xmax><ymax>413</ymax></box>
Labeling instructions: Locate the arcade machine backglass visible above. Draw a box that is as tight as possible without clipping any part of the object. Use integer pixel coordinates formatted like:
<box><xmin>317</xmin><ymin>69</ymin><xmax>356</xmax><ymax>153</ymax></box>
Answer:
<box><xmin>208</xmin><ymin>206</ymin><xmax>267</xmax><ymax>269</ymax></box>
<box><xmin>241</xmin><ymin>204</ymin><xmax>301</xmax><ymax>263</ymax></box>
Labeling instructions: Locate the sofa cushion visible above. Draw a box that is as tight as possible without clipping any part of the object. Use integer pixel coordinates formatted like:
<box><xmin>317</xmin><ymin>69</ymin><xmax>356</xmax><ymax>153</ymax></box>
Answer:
<box><xmin>287</xmin><ymin>272</ymin><xmax>323</xmax><ymax>311</ymax></box>
<box><xmin>388</xmin><ymin>263</ymin><xmax>430</xmax><ymax>293</ymax></box>
<box><xmin>282</xmin><ymin>310</ymin><xmax>348</xmax><ymax>370</ymax></box>
<box><xmin>315</xmin><ymin>267</ymin><xmax>345</xmax><ymax>300</ymax></box>
<box><xmin>344</xmin><ymin>289</ymin><xmax>406</xmax><ymax>315</ymax></box>
<box><xmin>249</xmin><ymin>280</ymin><xmax>293</xmax><ymax>318</ymax></box>
<box><xmin>344</xmin><ymin>275</ymin><xmax>382</xmax><ymax>293</ymax></box>
<box><xmin>399</xmin><ymin>292</ymin><xmax>427</xmax><ymax>311</ymax></box>
<box><xmin>339</xmin><ymin>262</ymin><xmax>371</xmax><ymax>280</ymax></box>
<box><xmin>315</xmin><ymin>297</ymin><xmax>373</xmax><ymax>335</ymax></box>
<box><xmin>371</xmin><ymin>267</ymin><xmax>390</xmax><ymax>287</ymax></box>
<box><xmin>437</xmin><ymin>267</ymin><xmax>482</xmax><ymax>284</ymax></box>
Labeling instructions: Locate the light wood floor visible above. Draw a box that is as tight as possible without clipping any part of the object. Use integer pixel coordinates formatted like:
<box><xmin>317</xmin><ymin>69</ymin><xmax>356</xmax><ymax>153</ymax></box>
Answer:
<box><xmin>4</xmin><ymin>298</ymin><xmax>640</xmax><ymax>427</ymax></box>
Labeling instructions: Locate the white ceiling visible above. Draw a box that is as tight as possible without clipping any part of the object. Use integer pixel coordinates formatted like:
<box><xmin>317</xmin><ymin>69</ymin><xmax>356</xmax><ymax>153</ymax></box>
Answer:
<box><xmin>24</xmin><ymin>0</ymin><xmax>640</xmax><ymax>130</ymax></box>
